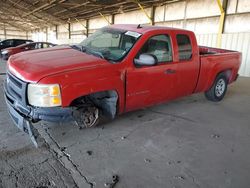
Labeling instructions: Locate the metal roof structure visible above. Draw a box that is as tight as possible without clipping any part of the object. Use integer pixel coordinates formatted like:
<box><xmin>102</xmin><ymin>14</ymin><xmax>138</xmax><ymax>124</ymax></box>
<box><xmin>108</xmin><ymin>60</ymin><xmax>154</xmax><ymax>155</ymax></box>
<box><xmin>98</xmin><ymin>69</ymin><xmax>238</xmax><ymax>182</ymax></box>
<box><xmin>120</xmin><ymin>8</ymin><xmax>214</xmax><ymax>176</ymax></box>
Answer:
<box><xmin>0</xmin><ymin>0</ymin><xmax>182</xmax><ymax>31</ymax></box>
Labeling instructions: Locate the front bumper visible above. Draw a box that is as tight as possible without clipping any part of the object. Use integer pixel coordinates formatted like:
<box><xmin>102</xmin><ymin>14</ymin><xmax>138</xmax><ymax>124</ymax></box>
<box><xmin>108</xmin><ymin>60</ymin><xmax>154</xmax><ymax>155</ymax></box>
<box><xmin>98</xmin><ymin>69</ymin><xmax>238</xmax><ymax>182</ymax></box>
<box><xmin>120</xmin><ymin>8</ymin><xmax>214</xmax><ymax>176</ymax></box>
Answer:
<box><xmin>4</xmin><ymin>72</ymin><xmax>75</xmax><ymax>147</ymax></box>
<box><xmin>5</xmin><ymin>92</ymin><xmax>74</xmax><ymax>123</ymax></box>
<box><xmin>4</xmin><ymin>73</ymin><xmax>74</xmax><ymax>132</ymax></box>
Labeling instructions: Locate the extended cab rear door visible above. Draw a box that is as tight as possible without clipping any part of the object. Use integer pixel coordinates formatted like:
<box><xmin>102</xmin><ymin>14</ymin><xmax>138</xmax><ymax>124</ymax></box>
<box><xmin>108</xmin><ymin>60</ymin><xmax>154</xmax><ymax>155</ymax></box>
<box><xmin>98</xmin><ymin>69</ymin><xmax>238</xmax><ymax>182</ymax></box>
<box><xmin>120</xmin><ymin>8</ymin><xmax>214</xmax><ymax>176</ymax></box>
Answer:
<box><xmin>173</xmin><ymin>31</ymin><xmax>200</xmax><ymax>97</ymax></box>
<box><xmin>126</xmin><ymin>31</ymin><xmax>178</xmax><ymax>111</ymax></box>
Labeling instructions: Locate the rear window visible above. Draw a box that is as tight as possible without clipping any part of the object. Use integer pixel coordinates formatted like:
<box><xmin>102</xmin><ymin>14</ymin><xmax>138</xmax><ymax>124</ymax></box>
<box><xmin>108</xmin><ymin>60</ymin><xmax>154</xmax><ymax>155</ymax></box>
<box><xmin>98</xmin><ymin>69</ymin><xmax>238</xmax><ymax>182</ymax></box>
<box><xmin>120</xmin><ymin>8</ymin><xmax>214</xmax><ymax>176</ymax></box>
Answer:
<box><xmin>176</xmin><ymin>34</ymin><xmax>192</xmax><ymax>61</ymax></box>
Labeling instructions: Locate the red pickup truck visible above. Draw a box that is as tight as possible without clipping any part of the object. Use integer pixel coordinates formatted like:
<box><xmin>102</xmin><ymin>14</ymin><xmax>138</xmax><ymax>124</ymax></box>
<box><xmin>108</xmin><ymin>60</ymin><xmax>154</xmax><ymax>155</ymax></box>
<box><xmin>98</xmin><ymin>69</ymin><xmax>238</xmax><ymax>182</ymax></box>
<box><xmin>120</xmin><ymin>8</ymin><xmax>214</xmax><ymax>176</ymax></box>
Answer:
<box><xmin>4</xmin><ymin>24</ymin><xmax>241</xmax><ymax>145</ymax></box>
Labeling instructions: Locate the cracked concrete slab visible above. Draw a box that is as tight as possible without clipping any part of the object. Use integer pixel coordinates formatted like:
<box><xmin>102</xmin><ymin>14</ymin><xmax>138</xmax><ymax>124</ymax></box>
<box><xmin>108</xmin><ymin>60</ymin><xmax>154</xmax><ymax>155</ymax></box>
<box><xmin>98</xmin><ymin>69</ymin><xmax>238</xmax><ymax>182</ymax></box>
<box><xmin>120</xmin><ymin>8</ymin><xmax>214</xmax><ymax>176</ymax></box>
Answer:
<box><xmin>1</xmin><ymin>58</ymin><xmax>250</xmax><ymax>188</ymax></box>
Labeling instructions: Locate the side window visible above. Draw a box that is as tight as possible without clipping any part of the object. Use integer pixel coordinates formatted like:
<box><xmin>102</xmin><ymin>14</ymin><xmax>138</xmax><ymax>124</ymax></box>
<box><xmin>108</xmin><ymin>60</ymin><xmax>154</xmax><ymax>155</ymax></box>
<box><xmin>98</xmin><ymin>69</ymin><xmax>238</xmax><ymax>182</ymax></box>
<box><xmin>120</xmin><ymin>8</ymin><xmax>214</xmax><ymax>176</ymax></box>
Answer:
<box><xmin>26</xmin><ymin>43</ymin><xmax>36</xmax><ymax>50</ymax></box>
<box><xmin>25</xmin><ymin>41</ymin><xmax>32</xmax><ymax>44</ymax></box>
<box><xmin>43</xmin><ymin>43</ymin><xmax>49</xmax><ymax>48</ymax></box>
<box><xmin>136</xmin><ymin>35</ymin><xmax>172</xmax><ymax>63</ymax></box>
<box><xmin>15</xmin><ymin>40</ymin><xmax>25</xmax><ymax>46</ymax></box>
<box><xmin>35</xmin><ymin>43</ymin><xmax>42</xmax><ymax>49</ymax></box>
<box><xmin>120</xmin><ymin>35</ymin><xmax>136</xmax><ymax>51</ymax></box>
<box><xmin>3</xmin><ymin>40</ymin><xmax>13</xmax><ymax>46</ymax></box>
<box><xmin>176</xmin><ymin>34</ymin><xmax>192</xmax><ymax>61</ymax></box>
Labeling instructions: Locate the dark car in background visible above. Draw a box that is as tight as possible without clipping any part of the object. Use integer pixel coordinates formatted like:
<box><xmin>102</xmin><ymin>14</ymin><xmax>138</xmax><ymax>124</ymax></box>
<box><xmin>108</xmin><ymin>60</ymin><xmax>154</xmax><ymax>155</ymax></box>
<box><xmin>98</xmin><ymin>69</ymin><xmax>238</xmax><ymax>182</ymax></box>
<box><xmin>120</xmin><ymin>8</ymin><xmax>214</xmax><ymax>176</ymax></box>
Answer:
<box><xmin>0</xmin><ymin>39</ymin><xmax>33</xmax><ymax>51</ymax></box>
<box><xmin>1</xmin><ymin>42</ymin><xmax>56</xmax><ymax>60</ymax></box>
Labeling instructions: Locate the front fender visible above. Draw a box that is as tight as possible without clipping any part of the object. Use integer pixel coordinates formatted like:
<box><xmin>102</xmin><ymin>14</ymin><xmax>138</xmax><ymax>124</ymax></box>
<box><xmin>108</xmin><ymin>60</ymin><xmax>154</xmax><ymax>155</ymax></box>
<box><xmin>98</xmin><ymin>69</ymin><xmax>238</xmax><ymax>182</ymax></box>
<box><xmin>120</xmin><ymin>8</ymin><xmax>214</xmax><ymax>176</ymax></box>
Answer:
<box><xmin>38</xmin><ymin>65</ymin><xmax>126</xmax><ymax>114</ymax></box>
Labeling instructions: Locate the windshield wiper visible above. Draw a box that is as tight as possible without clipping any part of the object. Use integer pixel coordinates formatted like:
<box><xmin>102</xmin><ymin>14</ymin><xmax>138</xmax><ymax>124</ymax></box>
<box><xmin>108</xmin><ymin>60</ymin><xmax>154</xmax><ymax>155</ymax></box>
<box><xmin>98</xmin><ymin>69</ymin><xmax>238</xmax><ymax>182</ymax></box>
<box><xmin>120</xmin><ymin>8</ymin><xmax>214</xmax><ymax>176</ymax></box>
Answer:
<box><xmin>81</xmin><ymin>46</ymin><xmax>105</xmax><ymax>59</ymax></box>
<box><xmin>70</xmin><ymin>45</ymin><xmax>82</xmax><ymax>51</ymax></box>
<box><xmin>74</xmin><ymin>45</ymin><xmax>114</xmax><ymax>63</ymax></box>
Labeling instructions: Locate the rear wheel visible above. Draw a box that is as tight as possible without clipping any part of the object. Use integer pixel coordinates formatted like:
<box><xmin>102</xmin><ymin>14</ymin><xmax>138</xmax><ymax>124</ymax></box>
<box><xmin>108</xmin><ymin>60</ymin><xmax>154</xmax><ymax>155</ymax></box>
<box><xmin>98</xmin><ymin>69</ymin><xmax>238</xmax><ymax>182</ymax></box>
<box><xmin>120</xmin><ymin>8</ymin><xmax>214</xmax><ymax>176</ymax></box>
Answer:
<box><xmin>205</xmin><ymin>73</ymin><xmax>228</xmax><ymax>102</ymax></box>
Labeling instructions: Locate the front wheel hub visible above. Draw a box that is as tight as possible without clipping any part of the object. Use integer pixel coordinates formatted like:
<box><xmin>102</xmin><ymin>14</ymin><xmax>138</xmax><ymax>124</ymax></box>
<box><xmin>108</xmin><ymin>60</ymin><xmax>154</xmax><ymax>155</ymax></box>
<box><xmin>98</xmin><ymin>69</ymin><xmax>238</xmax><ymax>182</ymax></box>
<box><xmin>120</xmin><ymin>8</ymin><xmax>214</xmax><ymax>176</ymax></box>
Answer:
<box><xmin>76</xmin><ymin>106</ymin><xmax>99</xmax><ymax>128</ymax></box>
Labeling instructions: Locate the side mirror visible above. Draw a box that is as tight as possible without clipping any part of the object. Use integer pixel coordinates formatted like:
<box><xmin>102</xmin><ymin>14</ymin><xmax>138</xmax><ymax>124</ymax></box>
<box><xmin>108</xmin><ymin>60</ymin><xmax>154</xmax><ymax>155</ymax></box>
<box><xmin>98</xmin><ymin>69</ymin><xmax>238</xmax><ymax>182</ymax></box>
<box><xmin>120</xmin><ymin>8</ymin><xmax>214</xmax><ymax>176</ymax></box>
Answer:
<box><xmin>134</xmin><ymin>54</ymin><xmax>157</xmax><ymax>66</ymax></box>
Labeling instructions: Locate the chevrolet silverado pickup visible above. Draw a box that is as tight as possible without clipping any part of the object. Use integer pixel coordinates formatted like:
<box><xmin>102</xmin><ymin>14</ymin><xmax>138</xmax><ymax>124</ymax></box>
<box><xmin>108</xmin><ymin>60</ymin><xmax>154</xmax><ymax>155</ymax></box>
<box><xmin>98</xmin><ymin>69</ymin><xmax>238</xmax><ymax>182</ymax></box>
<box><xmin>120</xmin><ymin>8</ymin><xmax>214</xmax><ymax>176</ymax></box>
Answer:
<box><xmin>4</xmin><ymin>24</ymin><xmax>241</xmax><ymax>146</ymax></box>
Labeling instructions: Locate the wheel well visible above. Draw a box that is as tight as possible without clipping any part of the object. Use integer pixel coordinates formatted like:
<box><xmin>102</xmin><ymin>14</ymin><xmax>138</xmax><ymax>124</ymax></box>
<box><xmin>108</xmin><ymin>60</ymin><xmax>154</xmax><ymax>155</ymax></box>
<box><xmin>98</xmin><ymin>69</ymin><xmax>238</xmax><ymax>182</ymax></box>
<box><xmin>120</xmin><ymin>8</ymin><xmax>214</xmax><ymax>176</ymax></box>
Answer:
<box><xmin>70</xmin><ymin>90</ymin><xmax>118</xmax><ymax>119</ymax></box>
<box><xmin>217</xmin><ymin>69</ymin><xmax>232</xmax><ymax>81</ymax></box>
<box><xmin>206</xmin><ymin>69</ymin><xmax>232</xmax><ymax>92</ymax></box>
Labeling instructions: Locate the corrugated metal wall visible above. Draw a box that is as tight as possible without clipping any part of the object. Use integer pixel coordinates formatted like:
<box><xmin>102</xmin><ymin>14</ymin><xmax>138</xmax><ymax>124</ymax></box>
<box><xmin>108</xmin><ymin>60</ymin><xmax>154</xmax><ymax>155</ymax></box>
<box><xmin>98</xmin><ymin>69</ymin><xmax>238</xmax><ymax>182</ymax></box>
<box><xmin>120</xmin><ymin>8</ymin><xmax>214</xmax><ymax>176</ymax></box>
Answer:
<box><xmin>0</xmin><ymin>28</ymin><xmax>27</xmax><ymax>40</ymax></box>
<box><xmin>197</xmin><ymin>32</ymin><xmax>250</xmax><ymax>77</ymax></box>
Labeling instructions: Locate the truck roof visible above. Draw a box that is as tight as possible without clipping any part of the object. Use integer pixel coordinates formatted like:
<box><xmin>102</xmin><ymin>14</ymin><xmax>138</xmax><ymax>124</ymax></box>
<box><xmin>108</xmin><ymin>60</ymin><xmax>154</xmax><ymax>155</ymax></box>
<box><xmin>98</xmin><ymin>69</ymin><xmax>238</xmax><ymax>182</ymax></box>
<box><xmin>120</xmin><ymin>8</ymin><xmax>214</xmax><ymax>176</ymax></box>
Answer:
<box><xmin>108</xmin><ymin>24</ymin><xmax>191</xmax><ymax>34</ymax></box>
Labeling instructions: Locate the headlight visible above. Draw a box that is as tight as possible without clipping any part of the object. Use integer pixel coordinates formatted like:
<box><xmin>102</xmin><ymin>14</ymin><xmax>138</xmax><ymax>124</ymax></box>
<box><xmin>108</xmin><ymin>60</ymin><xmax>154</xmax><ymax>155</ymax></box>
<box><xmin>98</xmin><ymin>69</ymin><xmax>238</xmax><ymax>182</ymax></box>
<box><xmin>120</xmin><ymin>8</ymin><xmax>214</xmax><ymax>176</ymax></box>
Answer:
<box><xmin>1</xmin><ymin>50</ymin><xmax>9</xmax><ymax>55</ymax></box>
<box><xmin>28</xmin><ymin>84</ymin><xmax>62</xmax><ymax>107</ymax></box>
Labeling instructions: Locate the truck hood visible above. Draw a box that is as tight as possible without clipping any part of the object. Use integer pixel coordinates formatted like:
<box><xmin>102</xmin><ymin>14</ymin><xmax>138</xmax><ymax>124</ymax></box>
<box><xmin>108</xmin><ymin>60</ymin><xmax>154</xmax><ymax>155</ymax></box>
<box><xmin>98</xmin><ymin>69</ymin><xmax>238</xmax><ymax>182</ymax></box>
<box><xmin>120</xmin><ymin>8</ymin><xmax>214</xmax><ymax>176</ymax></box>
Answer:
<box><xmin>8</xmin><ymin>46</ymin><xmax>109</xmax><ymax>83</ymax></box>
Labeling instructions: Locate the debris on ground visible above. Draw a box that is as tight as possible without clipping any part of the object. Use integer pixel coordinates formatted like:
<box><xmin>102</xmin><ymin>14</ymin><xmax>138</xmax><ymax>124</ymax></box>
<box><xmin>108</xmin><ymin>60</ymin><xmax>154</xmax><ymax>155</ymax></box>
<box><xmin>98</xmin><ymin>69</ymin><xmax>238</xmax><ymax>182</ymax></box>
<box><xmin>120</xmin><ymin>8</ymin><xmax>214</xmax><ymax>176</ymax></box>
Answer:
<box><xmin>173</xmin><ymin>175</ymin><xmax>185</xmax><ymax>180</ymax></box>
<box><xmin>211</xmin><ymin>134</ymin><xmax>220</xmax><ymax>138</ymax></box>
<box><xmin>86</xmin><ymin>150</ymin><xmax>93</xmax><ymax>156</ymax></box>
<box><xmin>144</xmin><ymin>158</ymin><xmax>151</xmax><ymax>163</ymax></box>
<box><xmin>168</xmin><ymin>160</ymin><xmax>181</xmax><ymax>165</ymax></box>
<box><xmin>104</xmin><ymin>175</ymin><xmax>119</xmax><ymax>188</ymax></box>
<box><xmin>60</xmin><ymin>147</ymin><xmax>67</xmax><ymax>152</ymax></box>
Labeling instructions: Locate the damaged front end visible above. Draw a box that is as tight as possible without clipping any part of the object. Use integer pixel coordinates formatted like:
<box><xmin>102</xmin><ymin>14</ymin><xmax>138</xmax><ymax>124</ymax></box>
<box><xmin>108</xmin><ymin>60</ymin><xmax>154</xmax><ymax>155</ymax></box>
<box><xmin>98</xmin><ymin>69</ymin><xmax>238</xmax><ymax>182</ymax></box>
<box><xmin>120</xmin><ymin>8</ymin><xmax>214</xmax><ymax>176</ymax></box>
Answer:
<box><xmin>4</xmin><ymin>72</ymin><xmax>118</xmax><ymax>147</ymax></box>
<box><xmin>4</xmin><ymin>72</ymin><xmax>74</xmax><ymax>147</ymax></box>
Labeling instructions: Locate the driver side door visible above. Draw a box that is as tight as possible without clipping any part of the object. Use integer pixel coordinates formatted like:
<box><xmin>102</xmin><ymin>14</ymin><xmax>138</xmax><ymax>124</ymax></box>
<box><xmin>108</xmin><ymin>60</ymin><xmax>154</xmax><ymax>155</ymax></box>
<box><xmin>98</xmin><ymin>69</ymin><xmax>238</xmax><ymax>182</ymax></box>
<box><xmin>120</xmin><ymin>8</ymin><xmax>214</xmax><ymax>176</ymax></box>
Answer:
<box><xmin>126</xmin><ymin>34</ymin><xmax>177</xmax><ymax>112</ymax></box>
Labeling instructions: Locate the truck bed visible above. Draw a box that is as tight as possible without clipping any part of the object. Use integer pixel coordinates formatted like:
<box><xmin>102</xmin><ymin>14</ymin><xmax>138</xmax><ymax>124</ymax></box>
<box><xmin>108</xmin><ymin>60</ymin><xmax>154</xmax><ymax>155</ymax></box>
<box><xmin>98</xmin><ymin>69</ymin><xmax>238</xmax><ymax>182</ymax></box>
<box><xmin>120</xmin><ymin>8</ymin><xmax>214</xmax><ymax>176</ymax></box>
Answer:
<box><xmin>195</xmin><ymin>46</ymin><xmax>242</xmax><ymax>93</ymax></box>
<box><xmin>199</xmin><ymin>46</ymin><xmax>237</xmax><ymax>56</ymax></box>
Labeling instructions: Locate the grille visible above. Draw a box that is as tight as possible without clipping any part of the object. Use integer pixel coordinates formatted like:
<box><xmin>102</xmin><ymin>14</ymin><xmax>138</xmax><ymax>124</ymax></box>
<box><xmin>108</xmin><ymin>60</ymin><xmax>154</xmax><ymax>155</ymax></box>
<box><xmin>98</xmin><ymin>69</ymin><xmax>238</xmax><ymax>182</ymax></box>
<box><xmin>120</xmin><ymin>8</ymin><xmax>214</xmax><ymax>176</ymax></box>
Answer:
<box><xmin>5</xmin><ymin>72</ymin><xmax>27</xmax><ymax>105</ymax></box>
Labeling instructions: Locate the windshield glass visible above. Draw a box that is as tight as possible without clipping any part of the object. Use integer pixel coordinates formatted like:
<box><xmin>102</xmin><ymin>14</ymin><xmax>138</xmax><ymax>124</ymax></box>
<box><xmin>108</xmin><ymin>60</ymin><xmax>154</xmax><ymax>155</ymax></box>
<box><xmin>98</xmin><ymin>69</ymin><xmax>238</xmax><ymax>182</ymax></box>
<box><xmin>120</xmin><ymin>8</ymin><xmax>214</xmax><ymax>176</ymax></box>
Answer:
<box><xmin>79</xmin><ymin>28</ymin><xmax>141</xmax><ymax>62</ymax></box>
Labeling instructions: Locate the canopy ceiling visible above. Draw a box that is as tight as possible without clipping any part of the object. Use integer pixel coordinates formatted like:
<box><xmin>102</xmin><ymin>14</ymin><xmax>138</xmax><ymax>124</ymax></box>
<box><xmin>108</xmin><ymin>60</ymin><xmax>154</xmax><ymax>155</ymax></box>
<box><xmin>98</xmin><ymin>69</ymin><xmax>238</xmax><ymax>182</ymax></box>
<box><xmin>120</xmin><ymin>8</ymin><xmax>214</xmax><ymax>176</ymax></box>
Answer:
<box><xmin>0</xmin><ymin>0</ymin><xmax>182</xmax><ymax>30</ymax></box>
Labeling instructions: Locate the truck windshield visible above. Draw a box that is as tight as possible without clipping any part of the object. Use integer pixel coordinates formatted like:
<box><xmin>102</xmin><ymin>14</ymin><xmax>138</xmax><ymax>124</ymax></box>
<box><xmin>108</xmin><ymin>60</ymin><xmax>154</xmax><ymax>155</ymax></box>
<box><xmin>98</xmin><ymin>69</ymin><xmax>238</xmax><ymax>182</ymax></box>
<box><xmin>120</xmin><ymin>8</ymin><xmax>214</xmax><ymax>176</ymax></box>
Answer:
<box><xmin>79</xmin><ymin>28</ymin><xmax>141</xmax><ymax>62</ymax></box>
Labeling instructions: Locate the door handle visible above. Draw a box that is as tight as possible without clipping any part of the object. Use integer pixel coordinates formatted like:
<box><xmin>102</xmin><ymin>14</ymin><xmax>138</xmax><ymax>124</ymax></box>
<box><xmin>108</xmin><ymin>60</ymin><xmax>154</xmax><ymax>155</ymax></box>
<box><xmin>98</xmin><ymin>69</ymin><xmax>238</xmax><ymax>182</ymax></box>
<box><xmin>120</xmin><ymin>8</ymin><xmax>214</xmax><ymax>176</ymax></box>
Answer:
<box><xmin>165</xmin><ymin>69</ymin><xmax>176</xmax><ymax>74</ymax></box>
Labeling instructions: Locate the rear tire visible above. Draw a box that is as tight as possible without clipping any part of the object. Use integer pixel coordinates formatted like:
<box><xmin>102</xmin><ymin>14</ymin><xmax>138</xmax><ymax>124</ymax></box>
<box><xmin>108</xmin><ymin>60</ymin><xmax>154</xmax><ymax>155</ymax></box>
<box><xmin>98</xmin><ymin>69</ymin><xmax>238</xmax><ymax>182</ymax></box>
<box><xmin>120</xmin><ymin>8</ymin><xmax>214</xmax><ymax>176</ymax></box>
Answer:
<box><xmin>205</xmin><ymin>73</ymin><xmax>228</xmax><ymax>102</ymax></box>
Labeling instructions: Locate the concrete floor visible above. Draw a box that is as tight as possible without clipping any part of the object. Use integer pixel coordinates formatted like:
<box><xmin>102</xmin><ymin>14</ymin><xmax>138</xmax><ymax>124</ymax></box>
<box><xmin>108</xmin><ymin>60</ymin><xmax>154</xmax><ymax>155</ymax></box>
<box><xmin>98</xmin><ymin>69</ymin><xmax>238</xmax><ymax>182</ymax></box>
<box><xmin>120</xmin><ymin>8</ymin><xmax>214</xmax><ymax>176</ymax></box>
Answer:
<box><xmin>1</xmin><ymin>59</ymin><xmax>250</xmax><ymax>188</ymax></box>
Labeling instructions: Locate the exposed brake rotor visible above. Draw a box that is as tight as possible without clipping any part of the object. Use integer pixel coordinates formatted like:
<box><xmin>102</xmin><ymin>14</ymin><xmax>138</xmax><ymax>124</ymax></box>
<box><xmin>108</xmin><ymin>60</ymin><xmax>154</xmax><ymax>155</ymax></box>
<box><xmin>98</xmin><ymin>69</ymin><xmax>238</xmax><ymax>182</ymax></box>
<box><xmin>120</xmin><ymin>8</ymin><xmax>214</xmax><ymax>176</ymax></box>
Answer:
<box><xmin>75</xmin><ymin>106</ymin><xmax>99</xmax><ymax>129</ymax></box>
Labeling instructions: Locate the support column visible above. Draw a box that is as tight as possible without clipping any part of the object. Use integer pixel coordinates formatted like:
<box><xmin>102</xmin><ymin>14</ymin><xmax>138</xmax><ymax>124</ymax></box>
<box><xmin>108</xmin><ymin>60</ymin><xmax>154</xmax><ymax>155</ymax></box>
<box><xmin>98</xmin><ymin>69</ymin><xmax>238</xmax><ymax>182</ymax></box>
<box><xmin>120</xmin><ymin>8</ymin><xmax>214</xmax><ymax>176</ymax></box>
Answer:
<box><xmin>216</xmin><ymin>0</ymin><xmax>228</xmax><ymax>47</ymax></box>
<box><xmin>46</xmin><ymin>27</ymin><xmax>48</xmax><ymax>42</ymax></box>
<box><xmin>183</xmin><ymin>0</ymin><xmax>188</xmax><ymax>29</ymax></box>
<box><xmin>3</xmin><ymin>24</ymin><xmax>7</xmax><ymax>39</ymax></box>
<box><xmin>135</xmin><ymin>0</ymin><xmax>153</xmax><ymax>25</ymax></box>
<box><xmin>86</xmin><ymin>19</ymin><xmax>89</xmax><ymax>37</ymax></box>
<box><xmin>151</xmin><ymin>6</ymin><xmax>155</xmax><ymax>25</ymax></box>
<box><xmin>74</xmin><ymin>18</ymin><xmax>88</xmax><ymax>37</ymax></box>
<box><xmin>99</xmin><ymin>12</ymin><xmax>111</xmax><ymax>25</ymax></box>
<box><xmin>68</xmin><ymin>23</ymin><xmax>71</xmax><ymax>39</ymax></box>
<box><xmin>55</xmin><ymin>25</ymin><xmax>58</xmax><ymax>40</ymax></box>
<box><xmin>111</xmin><ymin>14</ymin><xmax>115</xmax><ymax>25</ymax></box>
